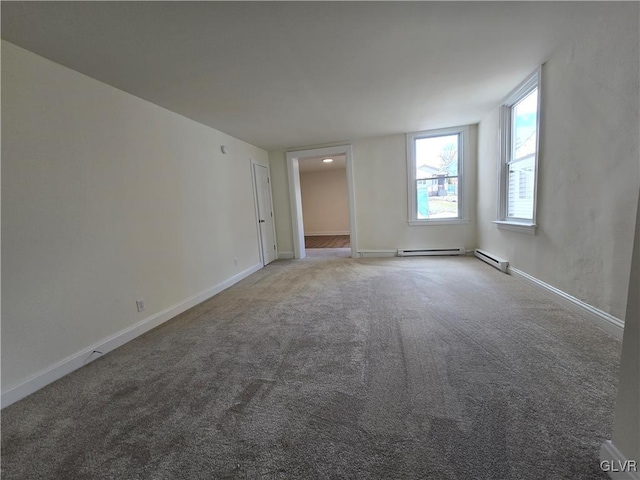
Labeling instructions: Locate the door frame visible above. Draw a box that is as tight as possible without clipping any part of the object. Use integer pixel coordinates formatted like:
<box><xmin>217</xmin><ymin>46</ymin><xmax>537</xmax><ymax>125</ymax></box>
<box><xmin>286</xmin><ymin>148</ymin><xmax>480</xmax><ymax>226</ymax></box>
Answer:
<box><xmin>251</xmin><ymin>160</ymin><xmax>278</xmax><ymax>265</ymax></box>
<box><xmin>286</xmin><ymin>145</ymin><xmax>357</xmax><ymax>259</ymax></box>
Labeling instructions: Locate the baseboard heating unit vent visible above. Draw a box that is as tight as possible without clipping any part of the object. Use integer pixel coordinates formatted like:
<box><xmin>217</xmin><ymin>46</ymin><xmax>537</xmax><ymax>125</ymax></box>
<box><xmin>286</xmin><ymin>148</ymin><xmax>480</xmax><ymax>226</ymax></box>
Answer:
<box><xmin>474</xmin><ymin>249</ymin><xmax>509</xmax><ymax>273</ymax></box>
<box><xmin>397</xmin><ymin>247</ymin><xmax>466</xmax><ymax>257</ymax></box>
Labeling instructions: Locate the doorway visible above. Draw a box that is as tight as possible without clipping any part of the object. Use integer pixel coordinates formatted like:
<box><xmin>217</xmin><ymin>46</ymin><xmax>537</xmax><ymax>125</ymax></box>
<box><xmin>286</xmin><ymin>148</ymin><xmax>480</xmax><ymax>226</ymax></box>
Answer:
<box><xmin>298</xmin><ymin>154</ymin><xmax>350</xmax><ymax>255</ymax></box>
<box><xmin>253</xmin><ymin>163</ymin><xmax>277</xmax><ymax>266</ymax></box>
<box><xmin>286</xmin><ymin>145</ymin><xmax>357</xmax><ymax>259</ymax></box>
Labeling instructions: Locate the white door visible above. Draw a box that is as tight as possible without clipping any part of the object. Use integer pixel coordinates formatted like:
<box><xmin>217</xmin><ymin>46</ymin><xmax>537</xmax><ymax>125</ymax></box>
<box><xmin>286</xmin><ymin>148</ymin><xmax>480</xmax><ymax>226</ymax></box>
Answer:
<box><xmin>254</xmin><ymin>164</ymin><xmax>277</xmax><ymax>265</ymax></box>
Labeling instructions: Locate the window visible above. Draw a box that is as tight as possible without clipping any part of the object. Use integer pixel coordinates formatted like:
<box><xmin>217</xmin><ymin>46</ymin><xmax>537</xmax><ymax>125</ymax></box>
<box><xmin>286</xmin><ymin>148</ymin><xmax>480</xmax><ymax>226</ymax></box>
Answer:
<box><xmin>406</xmin><ymin>125</ymin><xmax>469</xmax><ymax>225</ymax></box>
<box><xmin>494</xmin><ymin>68</ymin><xmax>541</xmax><ymax>235</ymax></box>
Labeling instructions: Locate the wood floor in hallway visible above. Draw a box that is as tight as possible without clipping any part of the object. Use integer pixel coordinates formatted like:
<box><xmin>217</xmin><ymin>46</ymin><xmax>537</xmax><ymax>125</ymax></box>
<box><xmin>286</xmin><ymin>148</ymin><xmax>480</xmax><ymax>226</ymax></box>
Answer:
<box><xmin>305</xmin><ymin>235</ymin><xmax>350</xmax><ymax>248</ymax></box>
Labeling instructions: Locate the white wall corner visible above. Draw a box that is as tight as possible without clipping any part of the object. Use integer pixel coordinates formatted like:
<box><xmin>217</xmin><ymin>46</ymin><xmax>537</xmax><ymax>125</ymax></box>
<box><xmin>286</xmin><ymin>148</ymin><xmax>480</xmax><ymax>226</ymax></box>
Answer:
<box><xmin>600</xmin><ymin>440</ymin><xmax>640</xmax><ymax>480</ymax></box>
<box><xmin>507</xmin><ymin>267</ymin><xmax>624</xmax><ymax>340</ymax></box>
<box><xmin>1</xmin><ymin>263</ymin><xmax>263</xmax><ymax>409</ymax></box>
<box><xmin>277</xmin><ymin>251</ymin><xmax>294</xmax><ymax>259</ymax></box>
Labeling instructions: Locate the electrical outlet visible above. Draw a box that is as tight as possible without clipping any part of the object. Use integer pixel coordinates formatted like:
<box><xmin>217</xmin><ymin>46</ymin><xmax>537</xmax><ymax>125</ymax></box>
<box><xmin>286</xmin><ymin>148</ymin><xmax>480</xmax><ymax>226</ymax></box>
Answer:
<box><xmin>234</xmin><ymin>258</ymin><xmax>238</xmax><ymax>266</ymax></box>
<box><xmin>136</xmin><ymin>299</ymin><xmax>145</xmax><ymax>312</ymax></box>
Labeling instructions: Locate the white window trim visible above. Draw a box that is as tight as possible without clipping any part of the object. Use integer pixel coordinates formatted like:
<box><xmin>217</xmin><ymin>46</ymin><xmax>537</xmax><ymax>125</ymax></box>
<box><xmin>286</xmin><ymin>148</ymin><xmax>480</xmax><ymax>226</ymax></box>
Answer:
<box><xmin>406</xmin><ymin>125</ymin><xmax>470</xmax><ymax>226</ymax></box>
<box><xmin>492</xmin><ymin>220</ymin><xmax>536</xmax><ymax>235</ymax></box>
<box><xmin>494</xmin><ymin>67</ymin><xmax>541</xmax><ymax>235</ymax></box>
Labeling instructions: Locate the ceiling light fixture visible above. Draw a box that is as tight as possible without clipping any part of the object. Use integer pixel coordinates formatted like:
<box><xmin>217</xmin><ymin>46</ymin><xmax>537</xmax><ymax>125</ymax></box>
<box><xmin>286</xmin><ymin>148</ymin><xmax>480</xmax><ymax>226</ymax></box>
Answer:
<box><xmin>322</xmin><ymin>158</ymin><xmax>333</xmax><ymax>163</ymax></box>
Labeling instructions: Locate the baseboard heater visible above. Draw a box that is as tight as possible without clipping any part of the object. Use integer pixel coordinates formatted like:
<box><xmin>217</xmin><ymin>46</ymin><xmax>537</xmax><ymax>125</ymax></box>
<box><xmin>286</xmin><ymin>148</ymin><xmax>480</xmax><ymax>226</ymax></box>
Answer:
<box><xmin>397</xmin><ymin>247</ymin><xmax>466</xmax><ymax>257</ymax></box>
<box><xmin>474</xmin><ymin>249</ymin><xmax>509</xmax><ymax>273</ymax></box>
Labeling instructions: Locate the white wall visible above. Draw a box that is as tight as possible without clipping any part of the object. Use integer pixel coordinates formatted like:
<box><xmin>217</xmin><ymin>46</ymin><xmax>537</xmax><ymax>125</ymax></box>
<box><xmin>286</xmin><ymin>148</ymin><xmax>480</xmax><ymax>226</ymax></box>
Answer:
<box><xmin>270</xmin><ymin>130</ymin><xmax>477</xmax><ymax>255</ymax></box>
<box><xmin>269</xmin><ymin>149</ymin><xmax>295</xmax><ymax>256</ymax></box>
<box><xmin>610</xmin><ymin>190</ymin><xmax>639</xmax><ymax>465</ymax></box>
<box><xmin>1</xmin><ymin>41</ymin><xmax>269</xmax><ymax>393</ymax></box>
<box><xmin>476</xmin><ymin>6</ymin><xmax>639</xmax><ymax>321</ymax></box>
<box><xmin>300</xmin><ymin>169</ymin><xmax>350</xmax><ymax>235</ymax></box>
<box><xmin>353</xmin><ymin>132</ymin><xmax>476</xmax><ymax>251</ymax></box>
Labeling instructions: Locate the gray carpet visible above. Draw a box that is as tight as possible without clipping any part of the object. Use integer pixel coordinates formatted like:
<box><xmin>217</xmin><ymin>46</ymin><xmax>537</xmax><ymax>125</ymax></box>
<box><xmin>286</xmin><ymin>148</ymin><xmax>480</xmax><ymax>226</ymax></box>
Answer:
<box><xmin>1</xmin><ymin>256</ymin><xmax>621</xmax><ymax>479</ymax></box>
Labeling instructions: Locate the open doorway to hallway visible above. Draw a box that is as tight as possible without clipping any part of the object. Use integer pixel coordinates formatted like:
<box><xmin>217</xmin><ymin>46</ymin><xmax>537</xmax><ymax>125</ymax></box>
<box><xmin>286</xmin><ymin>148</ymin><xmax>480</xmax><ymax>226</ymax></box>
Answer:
<box><xmin>298</xmin><ymin>154</ymin><xmax>351</xmax><ymax>256</ymax></box>
<box><xmin>286</xmin><ymin>145</ymin><xmax>357</xmax><ymax>259</ymax></box>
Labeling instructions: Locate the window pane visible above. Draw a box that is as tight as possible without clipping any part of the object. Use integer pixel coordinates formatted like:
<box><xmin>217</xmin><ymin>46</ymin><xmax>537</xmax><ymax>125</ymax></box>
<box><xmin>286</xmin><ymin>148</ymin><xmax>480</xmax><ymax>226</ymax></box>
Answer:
<box><xmin>415</xmin><ymin>134</ymin><xmax>460</xmax><ymax>219</ymax></box>
<box><xmin>507</xmin><ymin>155</ymin><xmax>534</xmax><ymax>219</ymax></box>
<box><xmin>415</xmin><ymin>134</ymin><xmax>459</xmax><ymax>178</ymax></box>
<box><xmin>417</xmin><ymin>177</ymin><xmax>459</xmax><ymax>219</ymax></box>
<box><xmin>512</xmin><ymin>89</ymin><xmax>538</xmax><ymax>161</ymax></box>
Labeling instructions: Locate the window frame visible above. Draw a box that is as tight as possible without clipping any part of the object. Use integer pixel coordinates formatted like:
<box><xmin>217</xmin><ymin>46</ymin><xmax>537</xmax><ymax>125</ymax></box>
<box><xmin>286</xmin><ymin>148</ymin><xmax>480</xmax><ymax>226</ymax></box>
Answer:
<box><xmin>406</xmin><ymin>125</ymin><xmax>470</xmax><ymax>226</ymax></box>
<box><xmin>494</xmin><ymin>68</ymin><xmax>542</xmax><ymax>235</ymax></box>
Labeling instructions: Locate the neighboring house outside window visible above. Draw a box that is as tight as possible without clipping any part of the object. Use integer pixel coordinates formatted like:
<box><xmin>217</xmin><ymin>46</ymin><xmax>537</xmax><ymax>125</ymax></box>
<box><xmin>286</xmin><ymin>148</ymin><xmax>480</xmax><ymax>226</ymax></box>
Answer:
<box><xmin>406</xmin><ymin>125</ymin><xmax>470</xmax><ymax>225</ymax></box>
<box><xmin>494</xmin><ymin>68</ymin><xmax>541</xmax><ymax>235</ymax></box>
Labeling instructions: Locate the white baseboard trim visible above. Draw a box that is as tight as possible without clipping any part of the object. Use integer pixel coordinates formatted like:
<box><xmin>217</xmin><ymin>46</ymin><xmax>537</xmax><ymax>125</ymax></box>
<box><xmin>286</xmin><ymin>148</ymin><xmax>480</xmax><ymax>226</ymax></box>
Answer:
<box><xmin>508</xmin><ymin>267</ymin><xmax>624</xmax><ymax>340</ymax></box>
<box><xmin>358</xmin><ymin>250</ymin><xmax>398</xmax><ymax>258</ymax></box>
<box><xmin>1</xmin><ymin>263</ymin><xmax>263</xmax><ymax>409</ymax></box>
<box><xmin>600</xmin><ymin>440</ymin><xmax>639</xmax><ymax>480</ymax></box>
<box><xmin>277</xmin><ymin>251</ymin><xmax>294</xmax><ymax>259</ymax></box>
<box><xmin>304</xmin><ymin>231</ymin><xmax>350</xmax><ymax>236</ymax></box>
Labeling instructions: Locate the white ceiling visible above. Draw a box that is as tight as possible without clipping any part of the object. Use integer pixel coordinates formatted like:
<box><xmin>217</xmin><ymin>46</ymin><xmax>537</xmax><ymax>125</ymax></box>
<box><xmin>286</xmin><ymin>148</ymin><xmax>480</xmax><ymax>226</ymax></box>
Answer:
<box><xmin>1</xmin><ymin>2</ymin><xmax>611</xmax><ymax>151</ymax></box>
<box><xmin>299</xmin><ymin>154</ymin><xmax>347</xmax><ymax>173</ymax></box>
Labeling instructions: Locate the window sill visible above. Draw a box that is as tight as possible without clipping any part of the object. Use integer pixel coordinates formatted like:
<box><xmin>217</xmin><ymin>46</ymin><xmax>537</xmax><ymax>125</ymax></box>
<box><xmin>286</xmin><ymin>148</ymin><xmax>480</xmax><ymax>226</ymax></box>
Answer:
<box><xmin>409</xmin><ymin>218</ymin><xmax>470</xmax><ymax>226</ymax></box>
<box><xmin>493</xmin><ymin>220</ymin><xmax>537</xmax><ymax>235</ymax></box>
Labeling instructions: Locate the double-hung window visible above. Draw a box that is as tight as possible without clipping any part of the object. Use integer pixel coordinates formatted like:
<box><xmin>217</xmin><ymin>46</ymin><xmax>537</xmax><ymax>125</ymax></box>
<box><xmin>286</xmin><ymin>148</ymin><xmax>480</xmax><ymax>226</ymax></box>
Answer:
<box><xmin>495</xmin><ymin>68</ymin><xmax>541</xmax><ymax>234</ymax></box>
<box><xmin>406</xmin><ymin>125</ymin><xmax>469</xmax><ymax>225</ymax></box>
